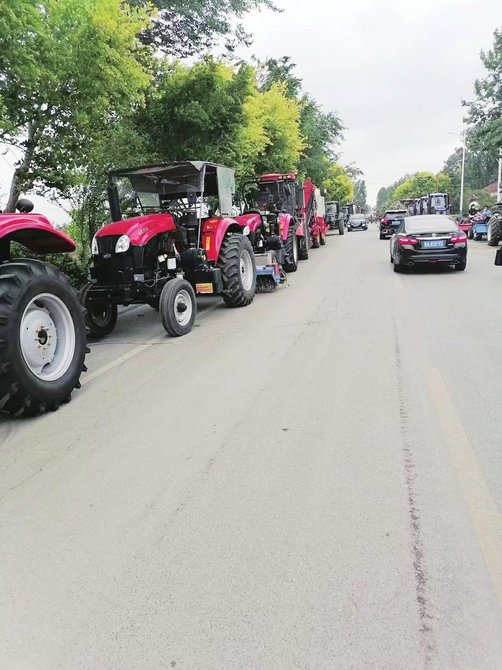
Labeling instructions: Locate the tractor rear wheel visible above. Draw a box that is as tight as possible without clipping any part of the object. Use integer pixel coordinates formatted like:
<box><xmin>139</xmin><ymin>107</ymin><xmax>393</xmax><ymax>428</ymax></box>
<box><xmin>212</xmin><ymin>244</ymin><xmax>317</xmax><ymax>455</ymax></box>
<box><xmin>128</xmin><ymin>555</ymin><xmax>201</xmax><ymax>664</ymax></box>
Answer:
<box><xmin>0</xmin><ymin>259</ymin><xmax>88</xmax><ymax>416</ymax></box>
<box><xmin>160</xmin><ymin>278</ymin><xmax>196</xmax><ymax>336</ymax></box>
<box><xmin>80</xmin><ymin>283</ymin><xmax>117</xmax><ymax>338</ymax></box>
<box><xmin>218</xmin><ymin>234</ymin><xmax>256</xmax><ymax>307</ymax></box>
<box><xmin>338</xmin><ymin>222</ymin><xmax>345</xmax><ymax>235</ymax></box>
<box><xmin>487</xmin><ymin>216</ymin><xmax>502</xmax><ymax>247</ymax></box>
<box><xmin>283</xmin><ymin>226</ymin><xmax>299</xmax><ymax>273</ymax></box>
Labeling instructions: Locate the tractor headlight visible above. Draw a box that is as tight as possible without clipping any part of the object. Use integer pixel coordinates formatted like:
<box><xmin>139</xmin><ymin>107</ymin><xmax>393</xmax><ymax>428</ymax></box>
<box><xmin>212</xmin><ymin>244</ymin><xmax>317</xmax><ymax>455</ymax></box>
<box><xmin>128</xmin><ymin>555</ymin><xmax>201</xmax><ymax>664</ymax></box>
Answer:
<box><xmin>91</xmin><ymin>235</ymin><xmax>99</xmax><ymax>256</ymax></box>
<box><xmin>115</xmin><ymin>234</ymin><xmax>131</xmax><ymax>253</ymax></box>
<box><xmin>242</xmin><ymin>225</ymin><xmax>250</xmax><ymax>236</ymax></box>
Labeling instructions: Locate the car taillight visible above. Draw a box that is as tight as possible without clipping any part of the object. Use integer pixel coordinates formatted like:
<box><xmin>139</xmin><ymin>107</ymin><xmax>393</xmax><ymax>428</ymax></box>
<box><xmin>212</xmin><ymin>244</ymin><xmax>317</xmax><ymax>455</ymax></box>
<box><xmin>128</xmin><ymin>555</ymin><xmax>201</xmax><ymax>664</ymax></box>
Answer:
<box><xmin>450</xmin><ymin>233</ymin><xmax>467</xmax><ymax>243</ymax></box>
<box><xmin>381</xmin><ymin>218</ymin><xmax>389</xmax><ymax>223</ymax></box>
<box><xmin>397</xmin><ymin>236</ymin><xmax>418</xmax><ymax>245</ymax></box>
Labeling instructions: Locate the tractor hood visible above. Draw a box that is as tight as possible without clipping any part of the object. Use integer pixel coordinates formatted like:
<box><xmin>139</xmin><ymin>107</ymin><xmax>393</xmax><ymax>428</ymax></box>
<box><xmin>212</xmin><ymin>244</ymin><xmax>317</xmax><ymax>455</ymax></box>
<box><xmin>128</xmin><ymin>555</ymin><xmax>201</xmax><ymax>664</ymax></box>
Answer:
<box><xmin>96</xmin><ymin>213</ymin><xmax>176</xmax><ymax>246</ymax></box>
<box><xmin>0</xmin><ymin>212</ymin><xmax>75</xmax><ymax>253</ymax></box>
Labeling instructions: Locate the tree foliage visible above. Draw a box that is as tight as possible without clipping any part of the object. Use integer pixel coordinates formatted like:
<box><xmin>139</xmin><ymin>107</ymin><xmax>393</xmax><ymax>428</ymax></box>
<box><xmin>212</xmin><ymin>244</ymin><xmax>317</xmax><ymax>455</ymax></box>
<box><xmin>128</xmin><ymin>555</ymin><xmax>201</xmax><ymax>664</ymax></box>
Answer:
<box><xmin>323</xmin><ymin>163</ymin><xmax>354</xmax><ymax>203</ymax></box>
<box><xmin>354</xmin><ymin>180</ymin><xmax>367</xmax><ymax>209</ymax></box>
<box><xmin>134</xmin><ymin>0</ymin><xmax>280</xmax><ymax>57</ymax></box>
<box><xmin>0</xmin><ymin>0</ymin><xmax>153</xmax><ymax>210</ymax></box>
<box><xmin>393</xmin><ymin>172</ymin><xmax>453</xmax><ymax>201</ymax></box>
<box><xmin>464</xmin><ymin>27</ymin><xmax>502</xmax><ymax>152</ymax></box>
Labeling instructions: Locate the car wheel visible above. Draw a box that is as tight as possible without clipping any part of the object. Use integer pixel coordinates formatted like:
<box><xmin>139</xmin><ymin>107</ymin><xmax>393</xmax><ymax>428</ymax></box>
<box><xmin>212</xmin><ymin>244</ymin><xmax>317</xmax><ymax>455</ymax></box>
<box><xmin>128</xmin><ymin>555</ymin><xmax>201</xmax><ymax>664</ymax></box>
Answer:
<box><xmin>379</xmin><ymin>233</ymin><xmax>386</xmax><ymax>240</ymax></box>
<box><xmin>454</xmin><ymin>260</ymin><xmax>467</xmax><ymax>271</ymax></box>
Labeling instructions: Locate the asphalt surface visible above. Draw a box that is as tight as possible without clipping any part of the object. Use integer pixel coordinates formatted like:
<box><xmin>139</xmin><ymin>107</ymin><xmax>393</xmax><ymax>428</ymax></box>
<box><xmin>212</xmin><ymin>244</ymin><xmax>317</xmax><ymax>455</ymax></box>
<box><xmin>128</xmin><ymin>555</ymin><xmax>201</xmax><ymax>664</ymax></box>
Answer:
<box><xmin>1</xmin><ymin>228</ymin><xmax>502</xmax><ymax>669</ymax></box>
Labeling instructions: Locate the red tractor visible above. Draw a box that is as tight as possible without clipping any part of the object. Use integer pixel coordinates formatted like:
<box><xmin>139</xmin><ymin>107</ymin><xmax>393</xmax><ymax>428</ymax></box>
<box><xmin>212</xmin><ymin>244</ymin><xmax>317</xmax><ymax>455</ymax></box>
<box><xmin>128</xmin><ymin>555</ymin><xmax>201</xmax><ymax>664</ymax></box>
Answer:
<box><xmin>240</xmin><ymin>173</ymin><xmax>328</xmax><ymax>277</ymax></box>
<box><xmin>303</xmin><ymin>178</ymin><xmax>328</xmax><ymax>248</ymax></box>
<box><xmin>0</xmin><ymin>199</ymin><xmax>88</xmax><ymax>415</ymax></box>
<box><xmin>81</xmin><ymin>161</ymin><xmax>257</xmax><ymax>337</ymax></box>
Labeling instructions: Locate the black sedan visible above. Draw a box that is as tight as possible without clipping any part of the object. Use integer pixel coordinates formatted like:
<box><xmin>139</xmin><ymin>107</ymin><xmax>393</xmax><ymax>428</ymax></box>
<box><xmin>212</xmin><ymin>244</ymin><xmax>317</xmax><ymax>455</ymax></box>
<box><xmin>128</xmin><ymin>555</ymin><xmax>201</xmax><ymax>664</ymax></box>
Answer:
<box><xmin>390</xmin><ymin>215</ymin><xmax>467</xmax><ymax>272</ymax></box>
<box><xmin>347</xmin><ymin>214</ymin><xmax>367</xmax><ymax>231</ymax></box>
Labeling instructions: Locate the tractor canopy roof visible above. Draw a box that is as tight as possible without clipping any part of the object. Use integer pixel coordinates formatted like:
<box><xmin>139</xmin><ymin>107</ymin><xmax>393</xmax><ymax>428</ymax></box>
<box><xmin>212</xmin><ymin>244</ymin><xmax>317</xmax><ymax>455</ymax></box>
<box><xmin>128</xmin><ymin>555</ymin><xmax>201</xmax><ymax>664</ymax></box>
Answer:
<box><xmin>109</xmin><ymin>162</ymin><xmax>236</xmax><ymax>217</ymax></box>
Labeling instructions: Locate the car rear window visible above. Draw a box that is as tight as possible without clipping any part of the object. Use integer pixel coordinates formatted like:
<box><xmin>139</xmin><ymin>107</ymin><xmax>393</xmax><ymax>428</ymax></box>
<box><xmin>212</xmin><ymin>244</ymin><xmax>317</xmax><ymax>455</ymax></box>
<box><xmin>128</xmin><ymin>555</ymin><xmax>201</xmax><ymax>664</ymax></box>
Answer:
<box><xmin>406</xmin><ymin>217</ymin><xmax>458</xmax><ymax>233</ymax></box>
<box><xmin>385</xmin><ymin>212</ymin><xmax>407</xmax><ymax>220</ymax></box>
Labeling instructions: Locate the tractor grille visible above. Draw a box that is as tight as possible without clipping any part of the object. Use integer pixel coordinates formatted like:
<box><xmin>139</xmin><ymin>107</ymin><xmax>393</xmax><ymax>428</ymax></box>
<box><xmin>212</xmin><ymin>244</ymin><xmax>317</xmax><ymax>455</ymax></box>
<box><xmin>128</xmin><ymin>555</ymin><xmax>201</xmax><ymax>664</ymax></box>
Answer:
<box><xmin>97</xmin><ymin>235</ymin><xmax>122</xmax><ymax>256</ymax></box>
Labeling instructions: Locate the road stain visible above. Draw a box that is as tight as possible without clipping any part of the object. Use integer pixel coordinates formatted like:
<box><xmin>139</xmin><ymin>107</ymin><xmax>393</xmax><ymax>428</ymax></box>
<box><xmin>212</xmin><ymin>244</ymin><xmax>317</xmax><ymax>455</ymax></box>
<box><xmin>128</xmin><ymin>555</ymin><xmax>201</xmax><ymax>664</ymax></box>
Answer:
<box><xmin>425</xmin><ymin>368</ymin><xmax>502</xmax><ymax>605</ymax></box>
<box><xmin>394</xmin><ymin>325</ymin><xmax>436</xmax><ymax>666</ymax></box>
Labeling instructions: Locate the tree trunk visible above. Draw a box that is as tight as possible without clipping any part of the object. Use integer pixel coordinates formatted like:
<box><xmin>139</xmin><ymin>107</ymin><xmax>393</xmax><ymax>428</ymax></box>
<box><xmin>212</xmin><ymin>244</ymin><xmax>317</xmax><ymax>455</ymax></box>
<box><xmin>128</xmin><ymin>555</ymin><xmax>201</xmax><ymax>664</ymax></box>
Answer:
<box><xmin>4</xmin><ymin>124</ymin><xmax>37</xmax><ymax>212</ymax></box>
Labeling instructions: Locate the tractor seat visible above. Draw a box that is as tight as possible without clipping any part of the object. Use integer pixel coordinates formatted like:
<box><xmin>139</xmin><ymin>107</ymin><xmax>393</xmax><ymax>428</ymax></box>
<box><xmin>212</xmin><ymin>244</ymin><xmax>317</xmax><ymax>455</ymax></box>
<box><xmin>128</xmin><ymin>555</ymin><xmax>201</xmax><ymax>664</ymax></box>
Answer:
<box><xmin>178</xmin><ymin>211</ymin><xmax>198</xmax><ymax>228</ymax></box>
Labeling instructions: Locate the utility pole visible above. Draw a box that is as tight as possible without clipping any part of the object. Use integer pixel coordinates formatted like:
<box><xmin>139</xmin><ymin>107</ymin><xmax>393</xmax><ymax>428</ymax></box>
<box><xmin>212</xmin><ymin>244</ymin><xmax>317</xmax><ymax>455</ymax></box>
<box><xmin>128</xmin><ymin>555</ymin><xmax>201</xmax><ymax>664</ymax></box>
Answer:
<box><xmin>459</xmin><ymin>133</ymin><xmax>466</xmax><ymax>217</ymax></box>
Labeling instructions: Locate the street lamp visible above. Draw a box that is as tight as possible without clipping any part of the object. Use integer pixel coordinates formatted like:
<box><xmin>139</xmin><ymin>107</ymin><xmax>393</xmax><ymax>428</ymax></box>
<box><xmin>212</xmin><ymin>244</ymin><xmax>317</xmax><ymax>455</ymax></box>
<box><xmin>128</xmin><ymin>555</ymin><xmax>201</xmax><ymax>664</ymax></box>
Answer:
<box><xmin>447</xmin><ymin>131</ymin><xmax>467</xmax><ymax>217</ymax></box>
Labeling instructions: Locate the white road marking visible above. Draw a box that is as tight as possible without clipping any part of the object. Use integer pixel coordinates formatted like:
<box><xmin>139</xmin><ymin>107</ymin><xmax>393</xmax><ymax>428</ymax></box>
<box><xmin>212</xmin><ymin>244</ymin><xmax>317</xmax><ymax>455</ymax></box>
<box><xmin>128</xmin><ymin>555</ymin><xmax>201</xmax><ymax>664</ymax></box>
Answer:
<box><xmin>425</xmin><ymin>368</ymin><xmax>502</xmax><ymax>604</ymax></box>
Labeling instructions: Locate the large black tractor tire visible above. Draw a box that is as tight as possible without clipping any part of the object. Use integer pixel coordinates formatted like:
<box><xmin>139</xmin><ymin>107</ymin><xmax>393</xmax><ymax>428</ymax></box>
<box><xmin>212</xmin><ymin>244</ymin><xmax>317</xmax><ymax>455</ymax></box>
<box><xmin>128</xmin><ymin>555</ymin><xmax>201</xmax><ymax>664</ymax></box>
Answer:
<box><xmin>160</xmin><ymin>278</ymin><xmax>196</xmax><ymax>337</ymax></box>
<box><xmin>475</xmin><ymin>233</ymin><xmax>483</xmax><ymax>241</ymax></box>
<box><xmin>298</xmin><ymin>232</ymin><xmax>310</xmax><ymax>260</ymax></box>
<box><xmin>79</xmin><ymin>283</ymin><xmax>118</xmax><ymax>338</ymax></box>
<box><xmin>0</xmin><ymin>259</ymin><xmax>88</xmax><ymax>416</ymax></box>
<box><xmin>319</xmin><ymin>231</ymin><xmax>326</xmax><ymax>246</ymax></box>
<box><xmin>283</xmin><ymin>226</ymin><xmax>299</xmax><ymax>273</ymax></box>
<box><xmin>217</xmin><ymin>234</ymin><xmax>256</xmax><ymax>307</ymax></box>
<box><xmin>338</xmin><ymin>222</ymin><xmax>345</xmax><ymax>235</ymax></box>
<box><xmin>487</xmin><ymin>216</ymin><xmax>502</xmax><ymax>247</ymax></box>
<box><xmin>467</xmin><ymin>227</ymin><xmax>474</xmax><ymax>239</ymax></box>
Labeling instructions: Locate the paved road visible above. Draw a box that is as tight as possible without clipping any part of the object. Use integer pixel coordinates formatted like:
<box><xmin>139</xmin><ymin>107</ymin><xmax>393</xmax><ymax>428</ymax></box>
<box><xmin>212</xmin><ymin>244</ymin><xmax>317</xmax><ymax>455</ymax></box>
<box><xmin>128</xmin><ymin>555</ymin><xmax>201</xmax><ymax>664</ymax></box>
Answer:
<box><xmin>1</xmin><ymin>229</ymin><xmax>502</xmax><ymax>669</ymax></box>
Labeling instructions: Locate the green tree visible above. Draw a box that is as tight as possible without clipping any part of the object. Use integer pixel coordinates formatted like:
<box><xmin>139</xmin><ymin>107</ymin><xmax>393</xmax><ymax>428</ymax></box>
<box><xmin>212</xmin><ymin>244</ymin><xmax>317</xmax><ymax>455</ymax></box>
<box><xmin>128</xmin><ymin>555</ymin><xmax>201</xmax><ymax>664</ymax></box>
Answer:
<box><xmin>464</xmin><ymin>27</ymin><xmax>502</xmax><ymax>152</ymax></box>
<box><xmin>0</xmin><ymin>0</ymin><xmax>153</xmax><ymax>211</ymax></box>
<box><xmin>254</xmin><ymin>57</ymin><xmax>344</xmax><ymax>185</ymax></box>
<box><xmin>354</xmin><ymin>179</ymin><xmax>367</xmax><ymax>209</ymax></box>
<box><xmin>393</xmin><ymin>172</ymin><xmax>453</xmax><ymax>201</ymax></box>
<box><xmin>134</xmin><ymin>0</ymin><xmax>279</xmax><ymax>57</ymax></box>
<box><xmin>138</xmin><ymin>58</ymin><xmax>304</xmax><ymax>183</ymax></box>
<box><xmin>323</xmin><ymin>163</ymin><xmax>354</xmax><ymax>203</ymax></box>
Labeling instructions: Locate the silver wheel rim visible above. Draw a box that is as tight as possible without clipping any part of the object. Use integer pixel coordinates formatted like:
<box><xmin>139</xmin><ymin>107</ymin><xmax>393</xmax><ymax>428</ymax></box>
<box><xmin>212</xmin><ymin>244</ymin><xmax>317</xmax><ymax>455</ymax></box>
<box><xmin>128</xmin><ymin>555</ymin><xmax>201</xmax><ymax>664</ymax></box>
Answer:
<box><xmin>240</xmin><ymin>249</ymin><xmax>253</xmax><ymax>291</ymax></box>
<box><xmin>20</xmin><ymin>293</ymin><xmax>76</xmax><ymax>381</ymax></box>
<box><xmin>174</xmin><ymin>289</ymin><xmax>193</xmax><ymax>326</ymax></box>
<box><xmin>293</xmin><ymin>235</ymin><xmax>299</xmax><ymax>263</ymax></box>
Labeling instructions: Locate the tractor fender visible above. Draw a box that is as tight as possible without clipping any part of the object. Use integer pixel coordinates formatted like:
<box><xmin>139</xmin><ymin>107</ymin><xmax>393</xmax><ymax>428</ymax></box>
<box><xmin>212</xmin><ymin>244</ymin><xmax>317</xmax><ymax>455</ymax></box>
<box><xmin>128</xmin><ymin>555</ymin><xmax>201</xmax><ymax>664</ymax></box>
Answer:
<box><xmin>95</xmin><ymin>213</ymin><xmax>176</xmax><ymax>246</ymax></box>
<box><xmin>279</xmin><ymin>212</ymin><xmax>295</xmax><ymax>241</ymax></box>
<box><xmin>0</xmin><ymin>212</ymin><xmax>76</xmax><ymax>254</ymax></box>
<box><xmin>204</xmin><ymin>216</ymin><xmax>250</xmax><ymax>262</ymax></box>
<box><xmin>295</xmin><ymin>217</ymin><xmax>307</xmax><ymax>238</ymax></box>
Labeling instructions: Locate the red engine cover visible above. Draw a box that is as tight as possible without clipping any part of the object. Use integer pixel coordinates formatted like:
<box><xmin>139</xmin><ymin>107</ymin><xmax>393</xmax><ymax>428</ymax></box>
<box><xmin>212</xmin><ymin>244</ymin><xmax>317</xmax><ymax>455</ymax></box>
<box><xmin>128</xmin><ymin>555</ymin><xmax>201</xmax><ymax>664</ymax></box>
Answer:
<box><xmin>96</xmin><ymin>213</ymin><xmax>177</xmax><ymax>245</ymax></box>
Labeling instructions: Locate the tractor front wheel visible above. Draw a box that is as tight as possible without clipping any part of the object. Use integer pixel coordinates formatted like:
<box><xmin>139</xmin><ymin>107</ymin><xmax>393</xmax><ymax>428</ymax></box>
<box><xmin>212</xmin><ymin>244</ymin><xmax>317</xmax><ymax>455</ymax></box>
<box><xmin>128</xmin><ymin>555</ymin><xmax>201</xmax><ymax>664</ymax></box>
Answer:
<box><xmin>338</xmin><ymin>222</ymin><xmax>345</xmax><ymax>235</ymax></box>
<box><xmin>319</xmin><ymin>231</ymin><xmax>326</xmax><ymax>246</ymax></box>
<box><xmin>312</xmin><ymin>231</ymin><xmax>320</xmax><ymax>248</ymax></box>
<box><xmin>0</xmin><ymin>259</ymin><xmax>88</xmax><ymax>416</ymax></box>
<box><xmin>283</xmin><ymin>226</ymin><xmax>299</xmax><ymax>273</ymax></box>
<box><xmin>160</xmin><ymin>278</ymin><xmax>196</xmax><ymax>336</ymax></box>
<box><xmin>218</xmin><ymin>234</ymin><xmax>256</xmax><ymax>307</ymax></box>
<box><xmin>79</xmin><ymin>283</ymin><xmax>118</xmax><ymax>338</ymax></box>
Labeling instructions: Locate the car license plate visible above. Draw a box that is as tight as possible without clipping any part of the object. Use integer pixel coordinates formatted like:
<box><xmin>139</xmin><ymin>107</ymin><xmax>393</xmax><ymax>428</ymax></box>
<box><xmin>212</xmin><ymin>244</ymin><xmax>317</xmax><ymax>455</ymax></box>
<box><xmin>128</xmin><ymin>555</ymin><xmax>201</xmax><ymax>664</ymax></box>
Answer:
<box><xmin>423</xmin><ymin>240</ymin><xmax>445</xmax><ymax>248</ymax></box>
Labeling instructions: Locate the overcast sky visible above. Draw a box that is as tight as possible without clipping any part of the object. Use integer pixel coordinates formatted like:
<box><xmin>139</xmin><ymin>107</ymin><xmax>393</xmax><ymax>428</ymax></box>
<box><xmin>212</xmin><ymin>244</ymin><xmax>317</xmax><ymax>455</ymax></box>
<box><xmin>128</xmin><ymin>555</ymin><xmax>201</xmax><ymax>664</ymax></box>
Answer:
<box><xmin>1</xmin><ymin>0</ymin><xmax>500</xmax><ymax>219</ymax></box>
<box><xmin>239</xmin><ymin>0</ymin><xmax>501</xmax><ymax>206</ymax></box>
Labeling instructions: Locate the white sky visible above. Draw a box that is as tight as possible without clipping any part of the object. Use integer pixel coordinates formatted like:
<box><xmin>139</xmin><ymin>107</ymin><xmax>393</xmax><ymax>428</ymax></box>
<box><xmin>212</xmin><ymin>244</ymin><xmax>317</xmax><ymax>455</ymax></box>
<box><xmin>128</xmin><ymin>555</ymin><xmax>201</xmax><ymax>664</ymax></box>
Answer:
<box><xmin>239</xmin><ymin>0</ymin><xmax>500</xmax><ymax>205</ymax></box>
<box><xmin>1</xmin><ymin>0</ymin><xmax>499</xmax><ymax>216</ymax></box>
